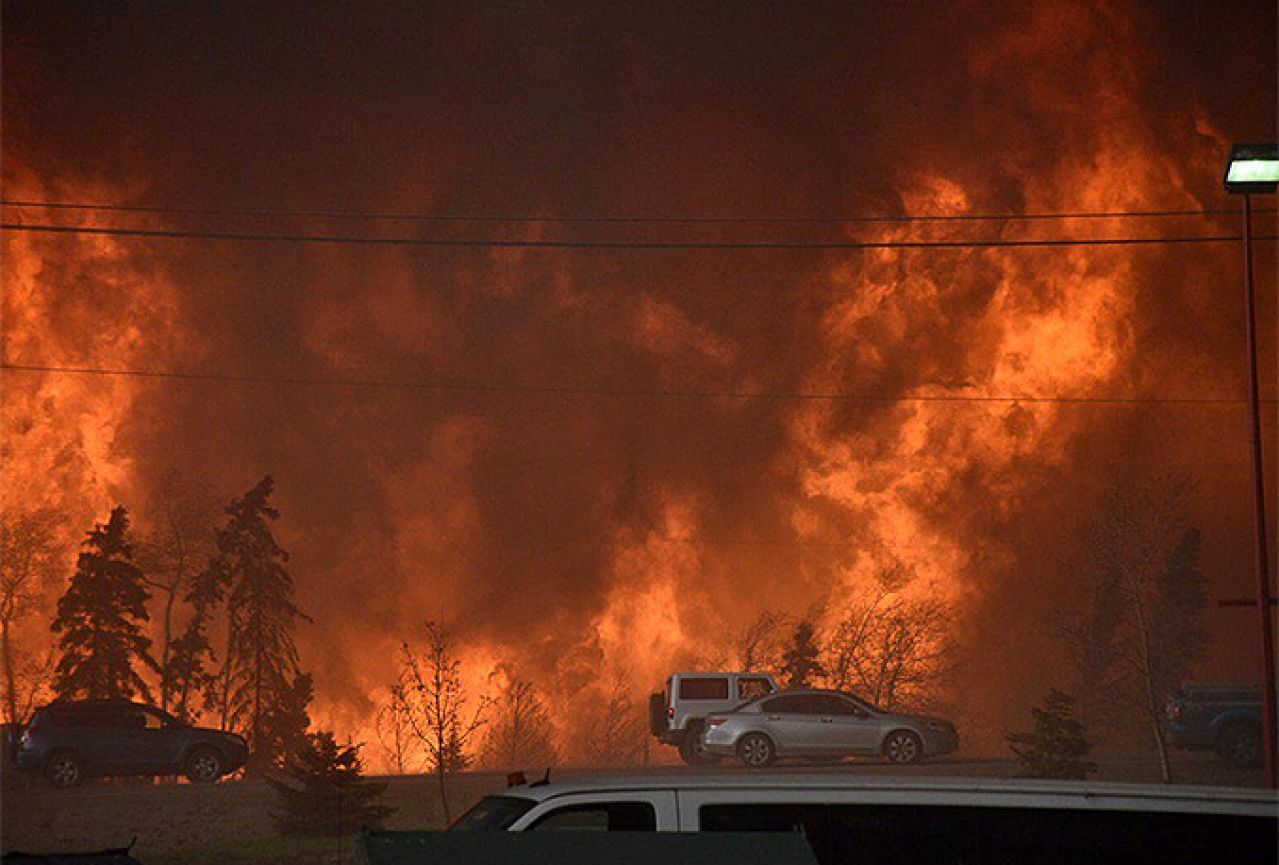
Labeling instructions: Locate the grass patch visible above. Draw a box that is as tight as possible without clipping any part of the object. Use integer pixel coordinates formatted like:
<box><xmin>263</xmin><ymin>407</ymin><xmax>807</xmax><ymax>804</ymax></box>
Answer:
<box><xmin>145</xmin><ymin>833</ymin><xmax>356</xmax><ymax>865</ymax></box>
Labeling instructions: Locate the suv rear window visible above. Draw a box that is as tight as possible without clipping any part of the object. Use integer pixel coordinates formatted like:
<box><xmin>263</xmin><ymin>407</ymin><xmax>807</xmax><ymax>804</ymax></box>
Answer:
<box><xmin>678</xmin><ymin>678</ymin><xmax>730</xmax><ymax>700</ymax></box>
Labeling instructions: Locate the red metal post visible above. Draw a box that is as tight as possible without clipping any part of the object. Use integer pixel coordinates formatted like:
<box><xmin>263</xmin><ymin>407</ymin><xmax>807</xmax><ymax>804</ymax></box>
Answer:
<box><xmin>1241</xmin><ymin>192</ymin><xmax>1277</xmax><ymax>787</ymax></box>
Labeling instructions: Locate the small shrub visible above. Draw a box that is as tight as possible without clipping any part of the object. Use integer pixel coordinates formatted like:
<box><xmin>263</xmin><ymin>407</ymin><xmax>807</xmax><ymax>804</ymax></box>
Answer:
<box><xmin>269</xmin><ymin>731</ymin><xmax>395</xmax><ymax>836</ymax></box>
<box><xmin>1006</xmin><ymin>689</ymin><xmax>1098</xmax><ymax>780</ymax></box>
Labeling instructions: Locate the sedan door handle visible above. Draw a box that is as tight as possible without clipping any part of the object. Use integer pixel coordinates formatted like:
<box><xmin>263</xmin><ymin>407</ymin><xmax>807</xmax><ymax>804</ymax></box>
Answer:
<box><xmin>819</xmin><ymin>718</ymin><xmax>834</xmax><ymax>724</ymax></box>
<box><xmin>766</xmin><ymin>715</ymin><xmax>781</xmax><ymax>721</ymax></box>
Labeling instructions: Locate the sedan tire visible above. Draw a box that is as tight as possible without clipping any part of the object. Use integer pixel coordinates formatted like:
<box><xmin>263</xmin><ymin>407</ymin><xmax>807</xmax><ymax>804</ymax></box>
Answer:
<box><xmin>737</xmin><ymin>732</ymin><xmax>776</xmax><ymax>768</ymax></box>
<box><xmin>46</xmin><ymin>750</ymin><xmax>85</xmax><ymax>788</ymax></box>
<box><xmin>184</xmin><ymin>746</ymin><xmax>224</xmax><ymax>783</ymax></box>
<box><xmin>883</xmin><ymin>729</ymin><xmax>923</xmax><ymax>765</ymax></box>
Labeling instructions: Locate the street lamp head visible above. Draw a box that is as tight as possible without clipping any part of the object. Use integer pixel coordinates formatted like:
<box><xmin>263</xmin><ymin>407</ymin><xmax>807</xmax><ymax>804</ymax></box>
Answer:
<box><xmin>1225</xmin><ymin>143</ymin><xmax>1279</xmax><ymax>194</ymax></box>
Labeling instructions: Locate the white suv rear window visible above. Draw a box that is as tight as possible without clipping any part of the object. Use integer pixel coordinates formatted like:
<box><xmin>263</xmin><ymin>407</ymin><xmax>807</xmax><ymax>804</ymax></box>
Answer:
<box><xmin>679</xmin><ymin>678</ymin><xmax>730</xmax><ymax>700</ymax></box>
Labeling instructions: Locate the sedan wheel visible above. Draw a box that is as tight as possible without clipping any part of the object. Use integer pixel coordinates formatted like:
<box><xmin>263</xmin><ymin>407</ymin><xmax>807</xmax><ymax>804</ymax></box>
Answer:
<box><xmin>185</xmin><ymin>747</ymin><xmax>223</xmax><ymax>783</ymax></box>
<box><xmin>884</xmin><ymin>730</ymin><xmax>923</xmax><ymax>765</ymax></box>
<box><xmin>46</xmin><ymin>751</ymin><xmax>84</xmax><ymax>788</ymax></box>
<box><xmin>738</xmin><ymin>732</ymin><xmax>776</xmax><ymax>768</ymax></box>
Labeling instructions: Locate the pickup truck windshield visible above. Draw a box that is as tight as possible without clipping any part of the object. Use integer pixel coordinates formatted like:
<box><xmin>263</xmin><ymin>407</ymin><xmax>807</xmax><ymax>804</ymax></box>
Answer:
<box><xmin>447</xmin><ymin>795</ymin><xmax>536</xmax><ymax>831</ymax></box>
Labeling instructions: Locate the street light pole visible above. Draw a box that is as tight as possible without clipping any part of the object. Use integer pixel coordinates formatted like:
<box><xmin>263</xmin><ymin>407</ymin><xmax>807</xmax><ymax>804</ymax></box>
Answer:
<box><xmin>1225</xmin><ymin>143</ymin><xmax>1278</xmax><ymax>788</ymax></box>
<box><xmin>1238</xmin><ymin>190</ymin><xmax>1277</xmax><ymax>788</ymax></box>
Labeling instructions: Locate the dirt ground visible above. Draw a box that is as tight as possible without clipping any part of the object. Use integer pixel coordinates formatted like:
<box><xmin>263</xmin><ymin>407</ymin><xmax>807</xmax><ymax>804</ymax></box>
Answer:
<box><xmin>1</xmin><ymin>753</ymin><xmax>1265</xmax><ymax>865</ymax></box>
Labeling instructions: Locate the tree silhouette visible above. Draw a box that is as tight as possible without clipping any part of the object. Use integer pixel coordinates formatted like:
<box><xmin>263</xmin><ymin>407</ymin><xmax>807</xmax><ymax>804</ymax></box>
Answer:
<box><xmin>478</xmin><ymin>672</ymin><xmax>558</xmax><ymax>771</ymax></box>
<box><xmin>825</xmin><ymin>569</ymin><xmax>952</xmax><ymax>711</ymax></box>
<box><xmin>269</xmin><ymin>730</ymin><xmax>394</xmax><ymax>836</ymax></box>
<box><xmin>733</xmin><ymin>611</ymin><xmax>788</xmax><ymax>673</ymax></box>
<box><xmin>1</xmin><ymin>510</ymin><xmax>60</xmax><ymax>723</ymax></box>
<box><xmin>203</xmin><ymin>477</ymin><xmax>312</xmax><ymax>769</ymax></box>
<box><xmin>396</xmin><ymin>621</ymin><xmax>489</xmax><ymax>823</ymax></box>
<box><xmin>1006</xmin><ymin>689</ymin><xmax>1098</xmax><ymax>780</ymax></box>
<box><xmin>135</xmin><ymin>473</ymin><xmax>214</xmax><ymax>716</ymax></box>
<box><xmin>780</xmin><ymin>616</ymin><xmax>824</xmax><ymax>689</ymax></box>
<box><xmin>51</xmin><ymin>507</ymin><xmax>157</xmax><ymax>701</ymax></box>
<box><xmin>1065</xmin><ymin>476</ymin><xmax>1209</xmax><ymax>782</ymax></box>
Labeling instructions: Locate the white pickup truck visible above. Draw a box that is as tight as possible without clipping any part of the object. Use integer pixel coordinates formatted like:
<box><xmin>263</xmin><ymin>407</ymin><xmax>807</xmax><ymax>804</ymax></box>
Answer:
<box><xmin>648</xmin><ymin>672</ymin><xmax>779</xmax><ymax>764</ymax></box>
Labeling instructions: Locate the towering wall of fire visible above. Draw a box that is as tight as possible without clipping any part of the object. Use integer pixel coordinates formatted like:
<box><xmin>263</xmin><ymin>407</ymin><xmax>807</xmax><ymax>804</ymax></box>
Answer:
<box><xmin>2</xmin><ymin>0</ymin><xmax>1274</xmax><ymax>760</ymax></box>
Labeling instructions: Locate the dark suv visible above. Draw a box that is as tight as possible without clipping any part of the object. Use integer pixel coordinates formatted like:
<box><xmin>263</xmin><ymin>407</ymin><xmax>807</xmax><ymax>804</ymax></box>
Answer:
<box><xmin>15</xmin><ymin>700</ymin><xmax>248</xmax><ymax>787</ymax></box>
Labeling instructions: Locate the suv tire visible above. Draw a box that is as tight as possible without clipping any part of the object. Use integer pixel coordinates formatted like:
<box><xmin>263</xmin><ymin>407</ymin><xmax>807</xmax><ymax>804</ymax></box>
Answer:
<box><xmin>185</xmin><ymin>746</ymin><xmax>224</xmax><ymax>783</ymax></box>
<box><xmin>46</xmin><ymin>750</ymin><xmax>84</xmax><ymax>788</ymax></box>
<box><xmin>883</xmin><ymin>729</ymin><xmax>923</xmax><ymax>765</ymax></box>
<box><xmin>737</xmin><ymin>732</ymin><xmax>776</xmax><ymax>767</ymax></box>
<box><xmin>1216</xmin><ymin>723</ymin><xmax>1262</xmax><ymax>768</ymax></box>
<box><xmin>678</xmin><ymin>723</ymin><xmax>720</xmax><ymax>765</ymax></box>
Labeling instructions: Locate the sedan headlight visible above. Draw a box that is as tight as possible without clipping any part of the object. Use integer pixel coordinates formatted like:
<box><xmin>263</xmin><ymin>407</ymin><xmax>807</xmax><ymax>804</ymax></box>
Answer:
<box><xmin>925</xmin><ymin>721</ymin><xmax>953</xmax><ymax>732</ymax></box>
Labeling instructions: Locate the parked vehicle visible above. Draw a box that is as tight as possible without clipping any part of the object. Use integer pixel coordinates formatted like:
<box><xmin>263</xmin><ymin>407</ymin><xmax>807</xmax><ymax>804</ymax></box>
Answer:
<box><xmin>649</xmin><ymin>672</ymin><xmax>778</xmax><ymax>764</ymax></box>
<box><xmin>449</xmin><ymin>773</ymin><xmax>1277</xmax><ymax>864</ymax></box>
<box><xmin>700</xmin><ymin>688</ymin><xmax>958</xmax><ymax>766</ymax></box>
<box><xmin>1165</xmin><ymin>682</ymin><xmax>1265</xmax><ymax>768</ymax></box>
<box><xmin>14</xmin><ymin>699</ymin><xmax>248</xmax><ymax>787</ymax></box>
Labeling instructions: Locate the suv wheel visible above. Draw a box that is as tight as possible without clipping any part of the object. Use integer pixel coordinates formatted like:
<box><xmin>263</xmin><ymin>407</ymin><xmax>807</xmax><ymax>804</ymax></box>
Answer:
<box><xmin>737</xmin><ymin>732</ymin><xmax>776</xmax><ymax>767</ymax></box>
<box><xmin>883</xmin><ymin>730</ymin><xmax>923</xmax><ymax>765</ymax></box>
<box><xmin>185</xmin><ymin>746</ymin><xmax>223</xmax><ymax>783</ymax></box>
<box><xmin>46</xmin><ymin>751</ymin><xmax>84</xmax><ymax>788</ymax></box>
<box><xmin>1216</xmin><ymin>723</ymin><xmax>1262</xmax><ymax>768</ymax></box>
<box><xmin>678</xmin><ymin>723</ymin><xmax>720</xmax><ymax>766</ymax></box>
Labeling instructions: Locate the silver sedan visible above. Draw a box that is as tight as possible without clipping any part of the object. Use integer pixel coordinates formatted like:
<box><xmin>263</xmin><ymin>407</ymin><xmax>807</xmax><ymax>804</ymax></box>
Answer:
<box><xmin>700</xmin><ymin>689</ymin><xmax>959</xmax><ymax>767</ymax></box>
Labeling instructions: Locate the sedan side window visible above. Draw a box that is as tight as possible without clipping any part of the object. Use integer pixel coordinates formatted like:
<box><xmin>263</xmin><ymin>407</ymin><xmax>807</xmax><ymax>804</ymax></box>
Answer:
<box><xmin>529</xmin><ymin>801</ymin><xmax>656</xmax><ymax>831</ymax></box>
<box><xmin>762</xmin><ymin>695</ymin><xmax>815</xmax><ymax>714</ymax></box>
<box><xmin>811</xmin><ymin>696</ymin><xmax>866</xmax><ymax>717</ymax></box>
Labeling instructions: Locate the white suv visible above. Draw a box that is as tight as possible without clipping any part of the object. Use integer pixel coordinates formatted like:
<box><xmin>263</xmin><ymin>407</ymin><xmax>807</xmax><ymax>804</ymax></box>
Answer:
<box><xmin>648</xmin><ymin>672</ymin><xmax>778</xmax><ymax>764</ymax></box>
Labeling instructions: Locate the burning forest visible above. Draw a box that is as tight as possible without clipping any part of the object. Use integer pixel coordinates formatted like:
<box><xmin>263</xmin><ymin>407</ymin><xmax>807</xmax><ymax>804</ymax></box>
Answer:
<box><xmin>1</xmin><ymin>0</ymin><xmax>1275</xmax><ymax>778</ymax></box>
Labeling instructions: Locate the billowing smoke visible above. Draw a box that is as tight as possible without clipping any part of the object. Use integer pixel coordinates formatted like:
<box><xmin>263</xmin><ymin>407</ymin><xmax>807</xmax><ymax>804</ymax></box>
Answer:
<box><xmin>2</xmin><ymin>0</ymin><xmax>1274</xmax><ymax>757</ymax></box>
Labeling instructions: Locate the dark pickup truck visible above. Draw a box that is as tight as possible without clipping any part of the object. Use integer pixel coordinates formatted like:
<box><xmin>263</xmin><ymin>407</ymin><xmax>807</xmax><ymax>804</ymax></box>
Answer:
<box><xmin>1164</xmin><ymin>682</ymin><xmax>1265</xmax><ymax>768</ymax></box>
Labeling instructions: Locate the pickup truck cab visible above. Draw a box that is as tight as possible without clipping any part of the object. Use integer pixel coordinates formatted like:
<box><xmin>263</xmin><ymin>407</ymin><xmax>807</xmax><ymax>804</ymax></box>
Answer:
<box><xmin>449</xmin><ymin>773</ymin><xmax>1278</xmax><ymax>864</ymax></box>
<box><xmin>1165</xmin><ymin>682</ymin><xmax>1265</xmax><ymax>767</ymax></box>
<box><xmin>649</xmin><ymin>672</ymin><xmax>778</xmax><ymax>764</ymax></box>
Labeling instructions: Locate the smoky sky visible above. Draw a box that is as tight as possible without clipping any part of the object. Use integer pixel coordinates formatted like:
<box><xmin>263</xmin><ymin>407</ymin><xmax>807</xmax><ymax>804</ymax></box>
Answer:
<box><xmin>3</xmin><ymin>0</ymin><xmax>1276</xmax><ymax>741</ymax></box>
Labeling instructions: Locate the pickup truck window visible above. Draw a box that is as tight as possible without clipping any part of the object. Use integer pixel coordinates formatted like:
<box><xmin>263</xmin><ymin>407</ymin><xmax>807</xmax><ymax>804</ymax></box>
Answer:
<box><xmin>528</xmin><ymin>801</ymin><xmax>656</xmax><ymax>831</ymax></box>
<box><xmin>448</xmin><ymin>795</ymin><xmax>536</xmax><ymax>831</ymax></box>
<box><xmin>701</xmin><ymin>803</ymin><xmax>1276</xmax><ymax>865</ymax></box>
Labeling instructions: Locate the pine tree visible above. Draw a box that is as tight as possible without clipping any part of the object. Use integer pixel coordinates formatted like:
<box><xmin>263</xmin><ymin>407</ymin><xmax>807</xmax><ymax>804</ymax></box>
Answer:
<box><xmin>163</xmin><ymin>615</ymin><xmax>216</xmax><ymax>723</ymax></box>
<box><xmin>51</xmin><ymin>507</ymin><xmax>158</xmax><ymax>701</ymax></box>
<box><xmin>269</xmin><ymin>731</ymin><xmax>394</xmax><ymax>836</ymax></box>
<box><xmin>1006</xmin><ymin>689</ymin><xmax>1098</xmax><ymax>780</ymax></box>
<box><xmin>781</xmin><ymin>617</ymin><xmax>824</xmax><ymax>689</ymax></box>
<box><xmin>204</xmin><ymin>477</ymin><xmax>312</xmax><ymax>769</ymax></box>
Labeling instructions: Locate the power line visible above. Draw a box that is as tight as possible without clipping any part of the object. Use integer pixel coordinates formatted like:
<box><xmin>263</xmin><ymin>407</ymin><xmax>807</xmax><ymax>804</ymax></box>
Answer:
<box><xmin>3</xmin><ymin>199</ymin><xmax>1271</xmax><ymax>225</ymax></box>
<box><xmin>2</xmin><ymin>362</ymin><xmax>1268</xmax><ymax>406</ymax></box>
<box><xmin>3</xmin><ymin>222</ymin><xmax>1273</xmax><ymax>251</ymax></box>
